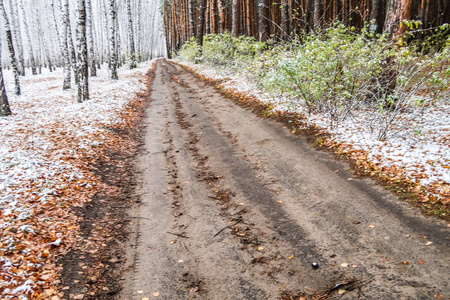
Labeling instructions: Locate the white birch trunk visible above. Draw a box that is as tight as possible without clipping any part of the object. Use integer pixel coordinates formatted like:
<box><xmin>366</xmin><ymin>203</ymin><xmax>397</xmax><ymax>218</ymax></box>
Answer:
<box><xmin>19</xmin><ymin>0</ymin><xmax>37</xmax><ymax>74</ymax></box>
<box><xmin>109</xmin><ymin>0</ymin><xmax>118</xmax><ymax>79</ymax></box>
<box><xmin>126</xmin><ymin>0</ymin><xmax>136</xmax><ymax>68</ymax></box>
<box><xmin>60</xmin><ymin>0</ymin><xmax>71</xmax><ymax>89</ymax></box>
<box><xmin>8</xmin><ymin>0</ymin><xmax>25</xmax><ymax>76</ymax></box>
<box><xmin>0</xmin><ymin>0</ymin><xmax>21</xmax><ymax>95</ymax></box>
<box><xmin>86</xmin><ymin>0</ymin><xmax>97</xmax><ymax>76</ymax></box>
<box><xmin>34</xmin><ymin>0</ymin><xmax>52</xmax><ymax>73</ymax></box>
<box><xmin>76</xmin><ymin>0</ymin><xmax>89</xmax><ymax>102</ymax></box>
<box><xmin>0</xmin><ymin>37</ymin><xmax>11</xmax><ymax>116</ymax></box>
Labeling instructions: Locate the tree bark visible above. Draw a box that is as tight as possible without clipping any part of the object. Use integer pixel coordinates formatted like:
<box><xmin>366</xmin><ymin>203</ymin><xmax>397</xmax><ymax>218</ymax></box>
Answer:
<box><xmin>76</xmin><ymin>0</ymin><xmax>89</xmax><ymax>102</ymax></box>
<box><xmin>109</xmin><ymin>0</ymin><xmax>118</xmax><ymax>79</ymax></box>
<box><xmin>60</xmin><ymin>0</ymin><xmax>71</xmax><ymax>89</ymax></box>
<box><xmin>232</xmin><ymin>0</ymin><xmax>240</xmax><ymax>35</ymax></box>
<box><xmin>86</xmin><ymin>0</ymin><xmax>97</xmax><ymax>76</ymax></box>
<box><xmin>188</xmin><ymin>0</ymin><xmax>195</xmax><ymax>36</ymax></box>
<box><xmin>370</xmin><ymin>0</ymin><xmax>382</xmax><ymax>32</ymax></box>
<box><xmin>0</xmin><ymin>37</ymin><xmax>11</xmax><ymax>116</ymax></box>
<box><xmin>281</xmin><ymin>0</ymin><xmax>290</xmax><ymax>38</ymax></box>
<box><xmin>127</xmin><ymin>0</ymin><xmax>137</xmax><ymax>68</ymax></box>
<box><xmin>384</xmin><ymin>0</ymin><xmax>412</xmax><ymax>37</ymax></box>
<box><xmin>314</xmin><ymin>0</ymin><xmax>323</xmax><ymax>30</ymax></box>
<box><xmin>197</xmin><ymin>0</ymin><xmax>207</xmax><ymax>46</ymax></box>
<box><xmin>258</xmin><ymin>0</ymin><xmax>268</xmax><ymax>41</ymax></box>
<box><xmin>8</xmin><ymin>0</ymin><xmax>25</xmax><ymax>76</ymax></box>
<box><xmin>0</xmin><ymin>0</ymin><xmax>21</xmax><ymax>95</ymax></box>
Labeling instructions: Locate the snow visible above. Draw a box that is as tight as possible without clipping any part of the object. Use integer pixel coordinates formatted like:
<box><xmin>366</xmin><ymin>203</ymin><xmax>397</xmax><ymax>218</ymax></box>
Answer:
<box><xmin>0</xmin><ymin>61</ymin><xmax>153</xmax><ymax>298</ymax></box>
<box><xmin>177</xmin><ymin>60</ymin><xmax>450</xmax><ymax>198</ymax></box>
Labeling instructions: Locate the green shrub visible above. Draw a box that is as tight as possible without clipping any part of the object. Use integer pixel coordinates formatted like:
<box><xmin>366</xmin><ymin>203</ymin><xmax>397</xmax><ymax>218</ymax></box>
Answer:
<box><xmin>176</xmin><ymin>24</ymin><xmax>450</xmax><ymax>139</ymax></box>
<box><xmin>177</xmin><ymin>37</ymin><xmax>200</xmax><ymax>62</ymax></box>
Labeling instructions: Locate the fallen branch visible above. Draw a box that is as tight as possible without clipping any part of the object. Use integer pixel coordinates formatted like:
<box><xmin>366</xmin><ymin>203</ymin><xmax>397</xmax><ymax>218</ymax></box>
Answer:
<box><xmin>167</xmin><ymin>231</ymin><xmax>189</xmax><ymax>238</ymax></box>
<box><xmin>213</xmin><ymin>219</ymin><xmax>243</xmax><ymax>238</ymax></box>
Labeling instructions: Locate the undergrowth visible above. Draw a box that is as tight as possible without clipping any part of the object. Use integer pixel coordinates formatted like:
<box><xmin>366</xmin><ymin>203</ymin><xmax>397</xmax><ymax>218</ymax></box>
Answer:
<box><xmin>177</xmin><ymin>24</ymin><xmax>450</xmax><ymax>141</ymax></box>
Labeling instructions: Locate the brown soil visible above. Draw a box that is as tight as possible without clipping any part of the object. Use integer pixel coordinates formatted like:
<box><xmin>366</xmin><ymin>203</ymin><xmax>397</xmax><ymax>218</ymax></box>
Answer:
<box><xmin>112</xmin><ymin>59</ymin><xmax>448</xmax><ymax>299</ymax></box>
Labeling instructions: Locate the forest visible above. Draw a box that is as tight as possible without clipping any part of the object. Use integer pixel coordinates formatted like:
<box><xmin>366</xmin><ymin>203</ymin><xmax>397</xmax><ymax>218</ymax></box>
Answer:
<box><xmin>0</xmin><ymin>0</ymin><xmax>165</xmax><ymax>115</ymax></box>
<box><xmin>163</xmin><ymin>0</ymin><xmax>450</xmax><ymax>55</ymax></box>
<box><xmin>0</xmin><ymin>0</ymin><xmax>449</xmax><ymax>299</ymax></box>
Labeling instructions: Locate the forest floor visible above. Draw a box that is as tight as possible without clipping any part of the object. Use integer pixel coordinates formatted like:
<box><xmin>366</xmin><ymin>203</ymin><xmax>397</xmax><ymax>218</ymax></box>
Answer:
<box><xmin>118</xmin><ymin>59</ymin><xmax>449</xmax><ymax>299</ymax></box>
<box><xmin>1</xmin><ymin>58</ymin><xmax>449</xmax><ymax>300</ymax></box>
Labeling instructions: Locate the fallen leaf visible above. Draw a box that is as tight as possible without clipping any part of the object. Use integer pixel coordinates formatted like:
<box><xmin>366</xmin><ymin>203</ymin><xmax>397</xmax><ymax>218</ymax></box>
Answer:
<box><xmin>418</xmin><ymin>260</ymin><xmax>426</xmax><ymax>264</ymax></box>
<box><xmin>153</xmin><ymin>292</ymin><xmax>160</xmax><ymax>297</ymax></box>
<box><xmin>425</xmin><ymin>241</ymin><xmax>433</xmax><ymax>246</ymax></box>
<box><xmin>257</xmin><ymin>246</ymin><xmax>264</xmax><ymax>251</ymax></box>
<box><xmin>190</xmin><ymin>287</ymin><xmax>199</xmax><ymax>293</ymax></box>
<box><xmin>288</xmin><ymin>255</ymin><xmax>294</xmax><ymax>260</ymax></box>
<box><xmin>142</xmin><ymin>298</ymin><xmax>150</xmax><ymax>300</ymax></box>
<box><xmin>368</xmin><ymin>224</ymin><xmax>375</xmax><ymax>228</ymax></box>
<box><xmin>276</xmin><ymin>201</ymin><xmax>283</xmax><ymax>204</ymax></box>
<box><xmin>137</xmin><ymin>291</ymin><xmax>144</xmax><ymax>295</ymax></box>
<box><xmin>73</xmin><ymin>295</ymin><xmax>84</xmax><ymax>300</ymax></box>
<box><xmin>434</xmin><ymin>294</ymin><xmax>444</xmax><ymax>300</ymax></box>
<box><xmin>352</xmin><ymin>264</ymin><xmax>357</xmax><ymax>268</ymax></box>
<box><xmin>338</xmin><ymin>289</ymin><xmax>346</xmax><ymax>294</ymax></box>
<box><xmin>402</xmin><ymin>261</ymin><xmax>409</xmax><ymax>265</ymax></box>
<box><xmin>340</xmin><ymin>263</ymin><xmax>348</xmax><ymax>268</ymax></box>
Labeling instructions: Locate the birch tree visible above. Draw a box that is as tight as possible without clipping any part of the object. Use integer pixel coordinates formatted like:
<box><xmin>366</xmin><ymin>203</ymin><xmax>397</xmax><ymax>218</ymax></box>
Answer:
<box><xmin>0</xmin><ymin>0</ymin><xmax>21</xmax><ymax>95</ymax></box>
<box><xmin>8</xmin><ymin>0</ymin><xmax>25</xmax><ymax>76</ymax></box>
<box><xmin>0</xmin><ymin>37</ymin><xmax>11</xmax><ymax>116</ymax></box>
<box><xmin>65</xmin><ymin>0</ymin><xmax>79</xmax><ymax>84</ymax></box>
<box><xmin>60</xmin><ymin>0</ymin><xmax>71</xmax><ymax>89</ymax></box>
<box><xmin>127</xmin><ymin>0</ymin><xmax>137</xmax><ymax>68</ymax></box>
<box><xmin>86</xmin><ymin>0</ymin><xmax>97</xmax><ymax>76</ymax></box>
<box><xmin>19</xmin><ymin>0</ymin><xmax>37</xmax><ymax>75</ymax></box>
<box><xmin>109</xmin><ymin>0</ymin><xmax>118</xmax><ymax>79</ymax></box>
<box><xmin>76</xmin><ymin>0</ymin><xmax>89</xmax><ymax>102</ymax></box>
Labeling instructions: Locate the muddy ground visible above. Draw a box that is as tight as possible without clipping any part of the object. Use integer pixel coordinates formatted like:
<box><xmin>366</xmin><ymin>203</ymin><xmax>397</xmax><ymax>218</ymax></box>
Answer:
<box><xmin>114</xmin><ymin>59</ymin><xmax>450</xmax><ymax>300</ymax></box>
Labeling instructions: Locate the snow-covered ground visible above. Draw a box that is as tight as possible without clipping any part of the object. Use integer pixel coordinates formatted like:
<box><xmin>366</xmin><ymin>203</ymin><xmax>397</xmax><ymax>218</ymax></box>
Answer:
<box><xmin>177</xmin><ymin>60</ymin><xmax>450</xmax><ymax>203</ymax></box>
<box><xmin>0</xmin><ymin>62</ymin><xmax>152</xmax><ymax>299</ymax></box>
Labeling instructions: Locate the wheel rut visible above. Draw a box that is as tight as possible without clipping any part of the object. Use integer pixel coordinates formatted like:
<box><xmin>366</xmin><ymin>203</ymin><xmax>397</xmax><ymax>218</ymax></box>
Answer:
<box><xmin>118</xmin><ymin>59</ymin><xmax>450</xmax><ymax>300</ymax></box>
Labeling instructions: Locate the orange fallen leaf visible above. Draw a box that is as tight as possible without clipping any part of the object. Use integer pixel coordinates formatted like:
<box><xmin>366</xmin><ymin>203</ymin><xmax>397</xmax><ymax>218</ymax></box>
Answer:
<box><xmin>402</xmin><ymin>261</ymin><xmax>409</xmax><ymax>265</ymax></box>
<box><xmin>418</xmin><ymin>260</ymin><xmax>426</xmax><ymax>264</ymax></box>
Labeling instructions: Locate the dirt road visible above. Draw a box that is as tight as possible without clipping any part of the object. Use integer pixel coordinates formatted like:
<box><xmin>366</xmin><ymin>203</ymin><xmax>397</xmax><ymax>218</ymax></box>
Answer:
<box><xmin>118</xmin><ymin>59</ymin><xmax>449</xmax><ymax>299</ymax></box>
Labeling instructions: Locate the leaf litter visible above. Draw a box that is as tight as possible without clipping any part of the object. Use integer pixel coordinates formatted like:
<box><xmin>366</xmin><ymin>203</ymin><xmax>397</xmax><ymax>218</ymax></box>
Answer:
<box><xmin>0</xmin><ymin>61</ymin><xmax>154</xmax><ymax>299</ymax></box>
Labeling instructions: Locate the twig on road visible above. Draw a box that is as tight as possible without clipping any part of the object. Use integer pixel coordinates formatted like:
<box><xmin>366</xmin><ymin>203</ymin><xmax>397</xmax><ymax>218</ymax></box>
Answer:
<box><xmin>167</xmin><ymin>231</ymin><xmax>189</xmax><ymax>238</ymax></box>
<box><xmin>214</xmin><ymin>218</ymin><xmax>243</xmax><ymax>238</ymax></box>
